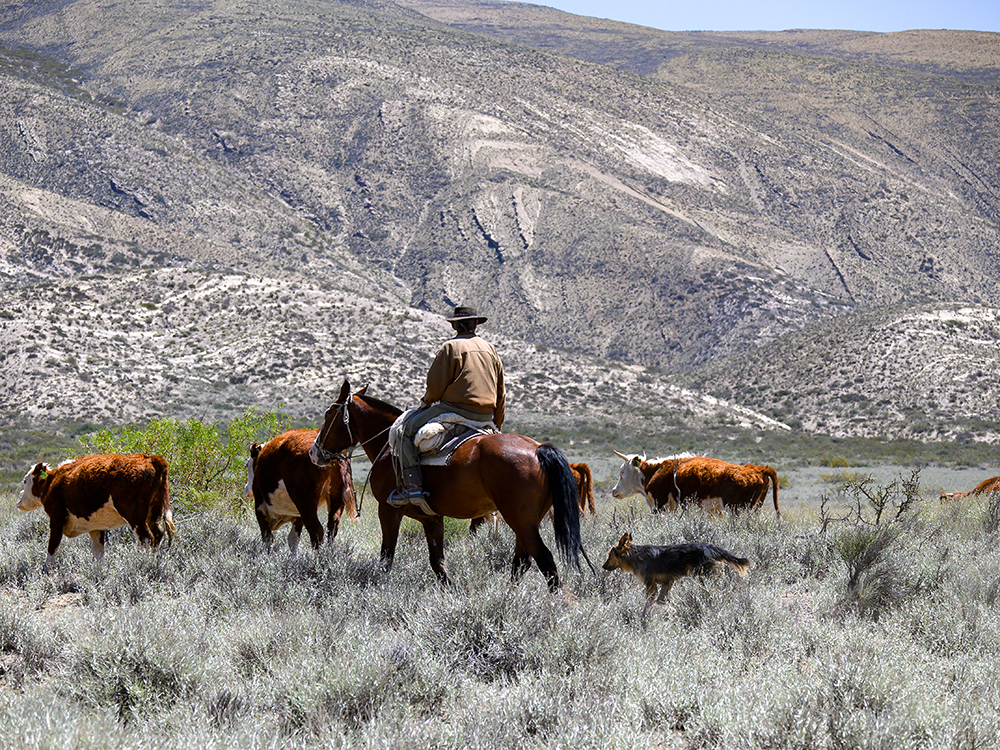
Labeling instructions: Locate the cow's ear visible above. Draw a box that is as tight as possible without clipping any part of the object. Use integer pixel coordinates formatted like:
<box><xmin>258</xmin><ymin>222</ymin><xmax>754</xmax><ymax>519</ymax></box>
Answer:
<box><xmin>631</xmin><ymin>456</ymin><xmax>642</xmax><ymax>467</ymax></box>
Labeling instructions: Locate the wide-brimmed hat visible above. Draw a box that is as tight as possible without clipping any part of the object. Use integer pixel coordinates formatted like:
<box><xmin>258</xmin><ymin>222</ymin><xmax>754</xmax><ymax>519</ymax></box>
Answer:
<box><xmin>446</xmin><ymin>305</ymin><xmax>487</xmax><ymax>324</ymax></box>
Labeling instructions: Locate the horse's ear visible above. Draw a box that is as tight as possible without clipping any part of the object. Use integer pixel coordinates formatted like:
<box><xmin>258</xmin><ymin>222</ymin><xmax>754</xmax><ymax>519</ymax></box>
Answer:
<box><xmin>336</xmin><ymin>380</ymin><xmax>351</xmax><ymax>403</ymax></box>
<box><xmin>354</xmin><ymin>385</ymin><xmax>368</xmax><ymax>397</ymax></box>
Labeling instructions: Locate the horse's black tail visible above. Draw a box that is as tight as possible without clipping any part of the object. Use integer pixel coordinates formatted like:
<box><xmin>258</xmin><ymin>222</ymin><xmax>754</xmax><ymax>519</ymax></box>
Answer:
<box><xmin>536</xmin><ymin>443</ymin><xmax>582</xmax><ymax>570</ymax></box>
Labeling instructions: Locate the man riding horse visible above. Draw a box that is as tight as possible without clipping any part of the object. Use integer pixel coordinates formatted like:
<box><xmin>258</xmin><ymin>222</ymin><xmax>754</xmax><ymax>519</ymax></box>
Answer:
<box><xmin>390</xmin><ymin>305</ymin><xmax>506</xmax><ymax>506</ymax></box>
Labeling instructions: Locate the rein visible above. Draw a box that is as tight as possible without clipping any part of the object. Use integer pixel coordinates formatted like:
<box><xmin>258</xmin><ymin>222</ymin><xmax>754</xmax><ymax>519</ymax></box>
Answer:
<box><xmin>353</xmin><ymin>442</ymin><xmax>393</xmax><ymax>516</ymax></box>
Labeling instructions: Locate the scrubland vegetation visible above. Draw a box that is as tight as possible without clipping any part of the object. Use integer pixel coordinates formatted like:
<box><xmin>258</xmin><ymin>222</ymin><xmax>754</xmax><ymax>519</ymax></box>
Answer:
<box><xmin>2</xmin><ymin>421</ymin><xmax>1000</xmax><ymax>748</ymax></box>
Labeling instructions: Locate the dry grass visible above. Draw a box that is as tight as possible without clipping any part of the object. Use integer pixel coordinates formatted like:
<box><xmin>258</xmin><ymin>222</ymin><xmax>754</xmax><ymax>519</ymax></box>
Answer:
<box><xmin>1</xmin><ymin>470</ymin><xmax>999</xmax><ymax>748</ymax></box>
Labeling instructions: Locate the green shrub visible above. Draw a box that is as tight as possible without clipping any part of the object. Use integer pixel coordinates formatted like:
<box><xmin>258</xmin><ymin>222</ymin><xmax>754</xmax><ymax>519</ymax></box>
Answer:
<box><xmin>78</xmin><ymin>407</ymin><xmax>290</xmax><ymax>514</ymax></box>
<box><xmin>819</xmin><ymin>453</ymin><xmax>855</xmax><ymax>468</ymax></box>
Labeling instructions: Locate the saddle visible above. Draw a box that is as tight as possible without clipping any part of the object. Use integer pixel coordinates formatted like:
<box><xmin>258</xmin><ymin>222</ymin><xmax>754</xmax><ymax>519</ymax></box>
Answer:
<box><xmin>388</xmin><ymin>410</ymin><xmax>499</xmax><ymax>466</ymax></box>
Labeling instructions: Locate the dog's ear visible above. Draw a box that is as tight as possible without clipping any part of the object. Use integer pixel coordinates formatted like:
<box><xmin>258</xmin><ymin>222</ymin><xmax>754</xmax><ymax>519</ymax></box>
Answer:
<box><xmin>617</xmin><ymin>532</ymin><xmax>631</xmax><ymax>550</ymax></box>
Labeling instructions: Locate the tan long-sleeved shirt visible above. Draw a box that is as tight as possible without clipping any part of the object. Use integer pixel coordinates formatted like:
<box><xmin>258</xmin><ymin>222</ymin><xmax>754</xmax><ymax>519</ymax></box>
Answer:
<box><xmin>421</xmin><ymin>332</ymin><xmax>506</xmax><ymax>428</ymax></box>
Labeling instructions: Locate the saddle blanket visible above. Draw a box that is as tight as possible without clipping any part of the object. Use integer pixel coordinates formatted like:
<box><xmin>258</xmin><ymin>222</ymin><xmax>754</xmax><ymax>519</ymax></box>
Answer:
<box><xmin>388</xmin><ymin>409</ymin><xmax>499</xmax><ymax>466</ymax></box>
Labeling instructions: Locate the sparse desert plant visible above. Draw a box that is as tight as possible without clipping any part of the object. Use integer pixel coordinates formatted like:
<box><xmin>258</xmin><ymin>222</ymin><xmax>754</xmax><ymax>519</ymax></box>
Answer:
<box><xmin>821</xmin><ymin>470</ymin><xmax>935</xmax><ymax>619</ymax></box>
<box><xmin>981</xmin><ymin>491</ymin><xmax>1000</xmax><ymax>534</ymax></box>
<box><xmin>819</xmin><ymin>468</ymin><xmax>870</xmax><ymax>485</ymax></box>
<box><xmin>818</xmin><ymin>453</ymin><xmax>855</xmax><ymax>468</ymax></box>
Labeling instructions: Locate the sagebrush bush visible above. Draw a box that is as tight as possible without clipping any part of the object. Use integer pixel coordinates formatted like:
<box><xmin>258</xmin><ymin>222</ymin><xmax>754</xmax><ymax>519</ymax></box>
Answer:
<box><xmin>3</xmin><ymin>463</ymin><xmax>1000</xmax><ymax>749</ymax></box>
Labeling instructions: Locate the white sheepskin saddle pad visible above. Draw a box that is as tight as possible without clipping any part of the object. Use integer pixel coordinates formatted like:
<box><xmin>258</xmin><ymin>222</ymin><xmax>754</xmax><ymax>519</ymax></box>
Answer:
<box><xmin>389</xmin><ymin>410</ymin><xmax>499</xmax><ymax>466</ymax></box>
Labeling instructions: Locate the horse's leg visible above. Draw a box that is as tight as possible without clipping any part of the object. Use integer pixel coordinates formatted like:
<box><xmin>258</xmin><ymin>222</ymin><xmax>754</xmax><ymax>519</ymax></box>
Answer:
<box><xmin>377</xmin><ymin>501</ymin><xmax>405</xmax><ymax>572</ymax></box>
<box><xmin>511</xmin><ymin>525</ymin><xmax>559</xmax><ymax>591</ymax></box>
<box><xmin>511</xmin><ymin>539</ymin><xmax>532</xmax><ymax>581</ymax></box>
<box><xmin>421</xmin><ymin>517</ymin><xmax>450</xmax><ymax>586</ymax></box>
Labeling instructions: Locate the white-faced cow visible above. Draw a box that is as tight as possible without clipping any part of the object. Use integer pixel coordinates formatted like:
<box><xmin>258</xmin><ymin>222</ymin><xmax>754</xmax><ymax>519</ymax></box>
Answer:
<box><xmin>247</xmin><ymin>428</ymin><xmax>356</xmax><ymax>553</ymax></box>
<box><xmin>939</xmin><ymin>475</ymin><xmax>1000</xmax><ymax>502</ymax></box>
<box><xmin>612</xmin><ymin>451</ymin><xmax>780</xmax><ymax>518</ymax></box>
<box><xmin>18</xmin><ymin>453</ymin><xmax>176</xmax><ymax>572</ymax></box>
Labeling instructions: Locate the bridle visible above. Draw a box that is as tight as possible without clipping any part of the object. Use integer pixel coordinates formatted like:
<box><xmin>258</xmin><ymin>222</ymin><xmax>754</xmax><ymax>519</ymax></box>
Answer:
<box><xmin>313</xmin><ymin>395</ymin><xmax>393</xmax><ymax>467</ymax></box>
<box><xmin>313</xmin><ymin>399</ymin><xmax>356</xmax><ymax>467</ymax></box>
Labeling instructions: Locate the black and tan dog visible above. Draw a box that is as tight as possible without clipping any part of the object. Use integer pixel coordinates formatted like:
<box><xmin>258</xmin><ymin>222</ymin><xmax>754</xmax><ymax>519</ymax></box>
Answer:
<box><xmin>603</xmin><ymin>533</ymin><xmax>752</xmax><ymax>604</ymax></box>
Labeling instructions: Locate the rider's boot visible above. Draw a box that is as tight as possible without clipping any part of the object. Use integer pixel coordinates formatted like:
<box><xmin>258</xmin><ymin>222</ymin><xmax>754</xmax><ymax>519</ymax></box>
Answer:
<box><xmin>388</xmin><ymin>467</ymin><xmax>428</xmax><ymax>507</ymax></box>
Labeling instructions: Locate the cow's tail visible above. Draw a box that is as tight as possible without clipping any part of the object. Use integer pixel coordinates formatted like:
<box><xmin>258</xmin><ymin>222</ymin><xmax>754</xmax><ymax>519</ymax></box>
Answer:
<box><xmin>572</xmin><ymin>463</ymin><xmax>596</xmax><ymax>517</ymax></box>
<box><xmin>162</xmin><ymin>506</ymin><xmax>177</xmax><ymax>546</ymax></box>
<box><xmin>340</xmin><ymin>458</ymin><xmax>358</xmax><ymax>520</ymax></box>
<box><xmin>536</xmin><ymin>443</ymin><xmax>582</xmax><ymax>570</ymax></box>
<box><xmin>149</xmin><ymin>456</ymin><xmax>176</xmax><ymax>547</ymax></box>
<box><xmin>763</xmin><ymin>465</ymin><xmax>781</xmax><ymax>519</ymax></box>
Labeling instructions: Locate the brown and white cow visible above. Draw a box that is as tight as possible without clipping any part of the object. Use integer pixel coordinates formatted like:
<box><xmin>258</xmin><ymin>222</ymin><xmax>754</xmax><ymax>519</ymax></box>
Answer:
<box><xmin>612</xmin><ymin>451</ymin><xmax>781</xmax><ymax>518</ymax></box>
<box><xmin>939</xmin><ymin>475</ymin><xmax>1000</xmax><ymax>502</ymax></box>
<box><xmin>247</xmin><ymin>428</ymin><xmax>356</xmax><ymax>553</ymax></box>
<box><xmin>18</xmin><ymin>453</ymin><xmax>176</xmax><ymax>572</ymax></box>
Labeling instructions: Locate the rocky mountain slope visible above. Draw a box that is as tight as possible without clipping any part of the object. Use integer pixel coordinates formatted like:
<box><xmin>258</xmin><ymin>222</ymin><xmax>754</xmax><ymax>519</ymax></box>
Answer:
<box><xmin>1</xmin><ymin>0</ymin><xmax>998</xmax><ymax>445</ymax></box>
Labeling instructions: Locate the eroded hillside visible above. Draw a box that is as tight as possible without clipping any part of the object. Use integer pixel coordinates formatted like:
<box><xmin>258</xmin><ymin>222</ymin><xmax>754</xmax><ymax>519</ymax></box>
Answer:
<box><xmin>1</xmin><ymin>0</ymin><xmax>998</xmax><ymax>443</ymax></box>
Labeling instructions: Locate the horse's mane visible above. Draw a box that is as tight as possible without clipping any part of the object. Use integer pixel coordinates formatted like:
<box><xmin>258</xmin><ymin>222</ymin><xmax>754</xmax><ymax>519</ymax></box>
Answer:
<box><xmin>357</xmin><ymin>391</ymin><xmax>403</xmax><ymax>418</ymax></box>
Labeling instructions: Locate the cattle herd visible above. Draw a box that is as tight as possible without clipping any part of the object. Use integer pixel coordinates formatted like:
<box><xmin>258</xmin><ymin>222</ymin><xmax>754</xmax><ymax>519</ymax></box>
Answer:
<box><xmin>15</xmin><ymin>431</ymin><xmax>999</xmax><ymax>575</ymax></box>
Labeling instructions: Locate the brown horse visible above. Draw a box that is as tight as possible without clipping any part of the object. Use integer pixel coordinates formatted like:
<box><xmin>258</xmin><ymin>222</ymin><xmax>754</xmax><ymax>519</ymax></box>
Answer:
<box><xmin>470</xmin><ymin>461</ymin><xmax>596</xmax><ymax>535</ymax></box>
<box><xmin>309</xmin><ymin>381</ymin><xmax>583</xmax><ymax>589</ymax></box>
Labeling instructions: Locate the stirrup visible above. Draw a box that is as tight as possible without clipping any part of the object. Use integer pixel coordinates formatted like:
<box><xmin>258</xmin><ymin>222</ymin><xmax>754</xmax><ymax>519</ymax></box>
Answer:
<box><xmin>387</xmin><ymin>488</ymin><xmax>427</xmax><ymax>508</ymax></box>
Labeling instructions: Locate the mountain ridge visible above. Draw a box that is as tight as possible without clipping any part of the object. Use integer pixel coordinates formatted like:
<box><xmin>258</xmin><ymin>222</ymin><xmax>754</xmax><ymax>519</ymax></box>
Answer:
<box><xmin>1</xmin><ymin>0</ymin><xmax>998</xmax><ymax>445</ymax></box>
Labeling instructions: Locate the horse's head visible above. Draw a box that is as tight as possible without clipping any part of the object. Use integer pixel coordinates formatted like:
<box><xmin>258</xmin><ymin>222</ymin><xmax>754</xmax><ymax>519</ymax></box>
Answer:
<box><xmin>310</xmin><ymin>380</ymin><xmax>367</xmax><ymax>467</ymax></box>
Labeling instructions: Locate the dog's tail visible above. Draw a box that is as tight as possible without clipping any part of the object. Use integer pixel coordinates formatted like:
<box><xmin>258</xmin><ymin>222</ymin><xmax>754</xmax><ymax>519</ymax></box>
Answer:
<box><xmin>713</xmin><ymin>546</ymin><xmax>753</xmax><ymax>576</ymax></box>
<box><xmin>537</xmin><ymin>443</ymin><xmax>582</xmax><ymax>570</ymax></box>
